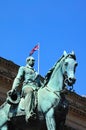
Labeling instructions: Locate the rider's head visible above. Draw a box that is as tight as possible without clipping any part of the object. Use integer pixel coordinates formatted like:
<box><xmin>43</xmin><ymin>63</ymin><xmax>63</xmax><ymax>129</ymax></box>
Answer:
<box><xmin>26</xmin><ymin>56</ymin><xmax>35</xmax><ymax>67</ymax></box>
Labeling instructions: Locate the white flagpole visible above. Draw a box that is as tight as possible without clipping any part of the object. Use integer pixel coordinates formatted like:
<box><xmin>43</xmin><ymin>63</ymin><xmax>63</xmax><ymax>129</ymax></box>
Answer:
<box><xmin>38</xmin><ymin>43</ymin><xmax>40</xmax><ymax>74</ymax></box>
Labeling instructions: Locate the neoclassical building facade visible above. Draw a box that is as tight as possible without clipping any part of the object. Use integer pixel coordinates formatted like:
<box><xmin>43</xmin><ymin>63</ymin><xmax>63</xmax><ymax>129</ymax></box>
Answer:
<box><xmin>0</xmin><ymin>57</ymin><xmax>86</xmax><ymax>130</ymax></box>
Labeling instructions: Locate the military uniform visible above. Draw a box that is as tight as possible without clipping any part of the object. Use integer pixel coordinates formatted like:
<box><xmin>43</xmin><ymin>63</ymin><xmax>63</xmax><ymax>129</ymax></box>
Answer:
<box><xmin>11</xmin><ymin>56</ymin><xmax>42</xmax><ymax>122</ymax></box>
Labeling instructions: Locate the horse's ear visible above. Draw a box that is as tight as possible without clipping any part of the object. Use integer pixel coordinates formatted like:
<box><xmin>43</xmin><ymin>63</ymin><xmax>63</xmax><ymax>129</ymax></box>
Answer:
<box><xmin>63</xmin><ymin>50</ymin><xmax>67</xmax><ymax>56</ymax></box>
<box><xmin>71</xmin><ymin>51</ymin><xmax>75</xmax><ymax>55</ymax></box>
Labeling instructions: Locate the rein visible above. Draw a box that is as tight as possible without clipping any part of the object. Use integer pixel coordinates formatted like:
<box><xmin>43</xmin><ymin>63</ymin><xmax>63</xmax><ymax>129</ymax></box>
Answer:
<box><xmin>45</xmin><ymin>86</ymin><xmax>65</xmax><ymax>98</ymax></box>
<box><xmin>45</xmin><ymin>75</ymin><xmax>74</xmax><ymax>98</ymax></box>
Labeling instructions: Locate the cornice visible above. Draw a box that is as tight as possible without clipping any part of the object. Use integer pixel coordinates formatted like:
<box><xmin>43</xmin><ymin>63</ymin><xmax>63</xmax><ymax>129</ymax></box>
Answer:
<box><xmin>66</xmin><ymin>91</ymin><xmax>86</xmax><ymax>109</ymax></box>
<box><xmin>0</xmin><ymin>57</ymin><xmax>19</xmax><ymax>72</ymax></box>
<box><xmin>69</xmin><ymin>105</ymin><xmax>86</xmax><ymax>119</ymax></box>
<box><xmin>68</xmin><ymin>91</ymin><xmax>86</xmax><ymax>102</ymax></box>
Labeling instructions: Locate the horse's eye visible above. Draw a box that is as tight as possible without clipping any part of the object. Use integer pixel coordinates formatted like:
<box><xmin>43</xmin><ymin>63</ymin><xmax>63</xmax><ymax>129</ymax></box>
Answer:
<box><xmin>65</xmin><ymin>62</ymin><xmax>68</xmax><ymax>66</ymax></box>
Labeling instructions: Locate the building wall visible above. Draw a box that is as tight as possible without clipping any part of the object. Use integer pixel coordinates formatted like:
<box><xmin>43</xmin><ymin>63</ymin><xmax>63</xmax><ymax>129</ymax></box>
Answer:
<box><xmin>0</xmin><ymin>57</ymin><xmax>86</xmax><ymax>130</ymax></box>
<box><xmin>66</xmin><ymin>92</ymin><xmax>86</xmax><ymax>130</ymax></box>
<box><xmin>0</xmin><ymin>57</ymin><xmax>19</xmax><ymax>104</ymax></box>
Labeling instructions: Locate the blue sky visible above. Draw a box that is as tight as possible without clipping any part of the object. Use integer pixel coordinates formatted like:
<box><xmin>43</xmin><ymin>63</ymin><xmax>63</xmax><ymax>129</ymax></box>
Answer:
<box><xmin>0</xmin><ymin>0</ymin><xmax>86</xmax><ymax>96</ymax></box>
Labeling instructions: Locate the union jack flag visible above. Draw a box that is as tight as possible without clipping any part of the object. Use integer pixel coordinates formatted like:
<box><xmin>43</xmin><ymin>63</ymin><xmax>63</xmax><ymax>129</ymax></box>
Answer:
<box><xmin>29</xmin><ymin>44</ymin><xmax>39</xmax><ymax>56</ymax></box>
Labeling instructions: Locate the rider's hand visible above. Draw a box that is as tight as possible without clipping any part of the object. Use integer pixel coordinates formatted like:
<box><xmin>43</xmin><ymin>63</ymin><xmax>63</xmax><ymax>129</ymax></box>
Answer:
<box><xmin>7</xmin><ymin>89</ymin><xmax>16</xmax><ymax>96</ymax></box>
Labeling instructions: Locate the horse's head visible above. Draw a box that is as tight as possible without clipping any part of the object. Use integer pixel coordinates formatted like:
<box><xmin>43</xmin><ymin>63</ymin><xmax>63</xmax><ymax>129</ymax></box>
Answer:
<box><xmin>44</xmin><ymin>50</ymin><xmax>78</xmax><ymax>92</ymax></box>
<box><xmin>62</xmin><ymin>51</ymin><xmax>78</xmax><ymax>86</ymax></box>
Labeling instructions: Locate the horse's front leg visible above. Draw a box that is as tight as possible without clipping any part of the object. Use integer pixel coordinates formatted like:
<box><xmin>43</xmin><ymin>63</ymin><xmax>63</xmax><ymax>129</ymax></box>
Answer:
<box><xmin>45</xmin><ymin>108</ymin><xmax>56</xmax><ymax>130</ymax></box>
<box><xmin>1</xmin><ymin>124</ymin><xmax>8</xmax><ymax>130</ymax></box>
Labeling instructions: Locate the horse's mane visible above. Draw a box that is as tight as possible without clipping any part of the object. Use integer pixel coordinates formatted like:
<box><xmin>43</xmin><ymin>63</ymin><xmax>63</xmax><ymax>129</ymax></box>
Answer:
<box><xmin>44</xmin><ymin>53</ymin><xmax>76</xmax><ymax>85</ymax></box>
<box><xmin>44</xmin><ymin>55</ymin><xmax>64</xmax><ymax>85</ymax></box>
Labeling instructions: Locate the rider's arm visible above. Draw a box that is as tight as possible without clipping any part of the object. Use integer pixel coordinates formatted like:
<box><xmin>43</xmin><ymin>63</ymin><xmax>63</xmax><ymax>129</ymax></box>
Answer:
<box><xmin>12</xmin><ymin>66</ymin><xmax>24</xmax><ymax>91</ymax></box>
<box><xmin>36</xmin><ymin>74</ymin><xmax>44</xmax><ymax>88</ymax></box>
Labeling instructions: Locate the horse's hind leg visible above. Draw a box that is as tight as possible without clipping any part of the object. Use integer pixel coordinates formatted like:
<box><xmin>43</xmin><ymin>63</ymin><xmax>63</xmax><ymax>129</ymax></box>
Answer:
<box><xmin>45</xmin><ymin>108</ymin><xmax>56</xmax><ymax>130</ymax></box>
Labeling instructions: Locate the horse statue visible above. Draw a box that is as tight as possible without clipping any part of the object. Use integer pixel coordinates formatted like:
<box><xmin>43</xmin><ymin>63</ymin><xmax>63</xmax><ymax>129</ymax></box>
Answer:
<box><xmin>0</xmin><ymin>51</ymin><xmax>78</xmax><ymax>130</ymax></box>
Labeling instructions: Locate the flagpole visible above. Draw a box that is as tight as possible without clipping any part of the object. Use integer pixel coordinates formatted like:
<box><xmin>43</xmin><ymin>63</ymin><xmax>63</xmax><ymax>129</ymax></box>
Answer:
<box><xmin>38</xmin><ymin>43</ymin><xmax>40</xmax><ymax>74</ymax></box>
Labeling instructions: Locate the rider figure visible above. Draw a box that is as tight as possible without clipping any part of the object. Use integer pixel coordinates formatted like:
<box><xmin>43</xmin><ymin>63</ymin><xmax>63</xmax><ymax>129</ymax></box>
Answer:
<box><xmin>11</xmin><ymin>56</ymin><xmax>42</xmax><ymax>122</ymax></box>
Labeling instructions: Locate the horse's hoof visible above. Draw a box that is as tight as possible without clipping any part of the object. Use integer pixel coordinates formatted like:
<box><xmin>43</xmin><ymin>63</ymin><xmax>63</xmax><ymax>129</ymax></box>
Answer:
<box><xmin>31</xmin><ymin>113</ymin><xmax>37</xmax><ymax>120</ymax></box>
<box><xmin>25</xmin><ymin>115</ymin><xmax>30</xmax><ymax>122</ymax></box>
<box><xmin>25</xmin><ymin>113</ymin><xmax>36</xmax><ymax>122</ymax></box>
